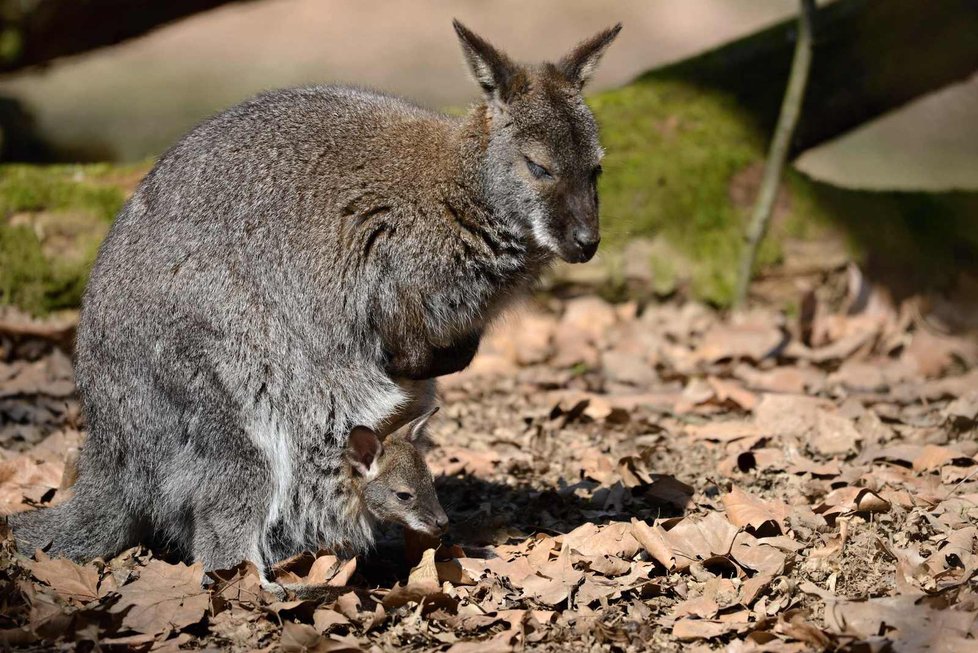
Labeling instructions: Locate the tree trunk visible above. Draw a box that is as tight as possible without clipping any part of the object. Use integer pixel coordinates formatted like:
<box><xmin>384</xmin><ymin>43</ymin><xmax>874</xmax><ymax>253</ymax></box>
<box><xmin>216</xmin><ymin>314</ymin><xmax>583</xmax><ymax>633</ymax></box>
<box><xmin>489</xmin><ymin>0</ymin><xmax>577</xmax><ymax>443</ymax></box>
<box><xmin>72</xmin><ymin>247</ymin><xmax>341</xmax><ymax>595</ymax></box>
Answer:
<box><xmin>648</xmin><ymin>0</ymin><xmax>978</xmax><ymax>155</ymax></box>
<box><xmin>0</xmin><ymin>0</ymin><xmax>250</xmax><ymax>74</ymax></box>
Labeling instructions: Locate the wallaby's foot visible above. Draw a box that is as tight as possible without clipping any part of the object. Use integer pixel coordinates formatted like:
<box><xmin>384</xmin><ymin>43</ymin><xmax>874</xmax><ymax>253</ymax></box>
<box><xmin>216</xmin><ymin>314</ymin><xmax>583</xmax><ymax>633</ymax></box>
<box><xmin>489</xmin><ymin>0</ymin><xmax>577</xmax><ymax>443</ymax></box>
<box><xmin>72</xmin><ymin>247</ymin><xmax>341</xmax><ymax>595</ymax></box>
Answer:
<box><xmin>279</xmin><ymin>582</ymin><xmax>350</xmax><ymax>603</ymax></box>
<box><xmin>261</xmin><ymin>580</ymin><xmax>287</xmax><ymax>601</ymax></box>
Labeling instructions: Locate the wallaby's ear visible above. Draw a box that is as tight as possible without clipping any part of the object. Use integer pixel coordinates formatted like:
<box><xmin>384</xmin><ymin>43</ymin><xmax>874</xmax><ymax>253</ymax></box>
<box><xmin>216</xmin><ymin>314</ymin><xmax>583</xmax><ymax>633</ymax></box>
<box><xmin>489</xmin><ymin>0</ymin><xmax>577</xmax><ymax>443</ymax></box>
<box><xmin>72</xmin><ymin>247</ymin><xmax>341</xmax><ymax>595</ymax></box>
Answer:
<box><xmin>453</xmin><ymin>19</ymin><xmax>523</xmax><ymax>102</ymax></box>
<box><xmin>348</xmin><ymin>426</ymin><xmax>382</xmax><ymax>477</ymax></box>
<box><xmin>557</xmin><ymin>23</ymin><xmax>622</xmax><ymax>89</ymax></box>
<box><xmin>407</xmin><ymin>406</ymin><xmax>440</xmax><ymax>443</ymax></box>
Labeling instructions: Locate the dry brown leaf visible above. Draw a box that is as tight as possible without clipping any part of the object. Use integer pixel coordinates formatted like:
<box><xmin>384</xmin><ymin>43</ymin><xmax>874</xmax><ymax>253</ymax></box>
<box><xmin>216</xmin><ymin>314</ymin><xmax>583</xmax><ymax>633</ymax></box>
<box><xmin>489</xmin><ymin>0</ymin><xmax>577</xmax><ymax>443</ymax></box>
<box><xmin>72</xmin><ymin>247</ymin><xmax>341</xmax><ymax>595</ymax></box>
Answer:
<box><xmin>733</xmin><ymin>364</ymin><xmax>824</xmax><ymax>395</ymax></box>
<box><xmin>753</xmin><ymin>394</ymin><xmax>831</xmax><ymax>439</ymax></box>
<box><xmin>685</xmin><ymin>421</ymin><xmax>759</xmax><ymax>443</ymax></box>
<box><xmin>718</xmin><ymin>448</ymin><xmax>786</xmax><ymax>476</ymax></box>
<box><xmin>707</xmin><ymin>377</ymin><xmax>759</xmax><ymax>411</ymax></box>
<box><xmin>913</xmin><ymin>444</ymin><xmax>957</xmax><ymax>473</ymax></box>
<box><xmin>313</xmin><ymin>609</ymin><xmax>351</xmax><ymax>633</ymax></box>
<box><xmin>24</xmin><ymin>556</ymin><xmax>99</xmax><ymax>605</ymax></box>
<box><xmin>281</xmin><ymin>621</ymin><xmax>362</xmax><ymax>652</ymax></box>
<box><xmin>329</xmin><ymin>558</ymin><xmax>357</xmax><ymax>587</ymax></box>
<box><xmin>693</xmin><ymin>318</ymin><xmax>783</xmax><ymax>363</ymax></box>
<box><xmin>512</xmin><ymin>310</ymin><xmax>556</xmax><ymax>366</ymax></box>
<box><xmin>672</xmin><ymin>594</ymin><xmax>719</xmax><ymax>619</ymax></box>
<box><xmin>520</xmin><ymin>545</ymin><xmax>584</xmax><ymax>607</ymax></box>
<box><xmin>435</xmin><ymin>559</ymin><xmax>476</xmax><ymax>586</ymax></box>
<box><xmin>664</xmin><ymin>512</ymin><xmax>738</xmax><ymax>571</ymax></box>
<box><xmin>305</xmin><ymin>554</ymin><xmax>340</xmax><ymax>584</ymax></box>
<box><xmin>110</xmin><ymin>560</ymin><xmax>209</xmax><ymax>635</ymax></box>
<box><xmin>722</xmin><ymin>487</ymin><xmax>789</xmax><ymax>532</ymax></box>
<box><xmin>672</xmin><ymin>616</ymin><xmax>747</xmax><ymax>641</ymax></box>
<box><xmin>811</xmin><ymin>411</ymin><xmax>861</xmax><ymax>457</ymax></box>
<box><xmin>601</xmin><ymin>350</ymin><xmax>656</xmax><ymax>387</ymax></box>
<box><xmin>902</xmin><ymin>328</ymin><xmax>977</xmax><ymax>378</ymax></box>
<box><xmin>0</xmin><ymin>457</ymin><xmax>64</xmax><ymax>511</ymax></box>
<box><xmin>817</xmin><ymin>594</ymin><xmax>977</xmax><ymax>651</ymax></box>
<box><xmin>558</xmin><ymin>522</ymin><xmax>641</xmax><ymax>559</ymax></box>
<box><xmin>946</xmin><ymin>391</ymin><xmax>978</xmax><ymax>429</ymax></box>
<box><xmin>815</xmin><ymin>487</ymin><xmax>890</xmax><ymax>519</ymax></box>
<box><xmin>432</xmin><ymin>446</ymin><xmax>500</xmax><ymax>477</ymax></box>
<box><xmin>631</xmin><ymin>519</ymin><xmax>675</xmax><ymax>570</ymax></box>
<box><xmin>407</xmin><ymin>548</ymin><xmax>439</xmax><ymax>590</ymax></box>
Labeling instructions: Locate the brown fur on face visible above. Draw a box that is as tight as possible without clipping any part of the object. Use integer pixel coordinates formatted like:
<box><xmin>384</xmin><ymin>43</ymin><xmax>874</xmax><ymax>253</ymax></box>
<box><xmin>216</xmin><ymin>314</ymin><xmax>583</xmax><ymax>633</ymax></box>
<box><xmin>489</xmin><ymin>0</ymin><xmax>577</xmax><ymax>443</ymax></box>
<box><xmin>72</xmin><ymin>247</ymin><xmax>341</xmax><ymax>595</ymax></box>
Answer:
<box><xmin>454</xmin><ymin>20</ymin><xmax>621</xmax><ymax>263</ymax></box>
<box><xmin>347</xmin><ymin>409</ymin><xmax>447</xmax><ymax>537</ymax></box>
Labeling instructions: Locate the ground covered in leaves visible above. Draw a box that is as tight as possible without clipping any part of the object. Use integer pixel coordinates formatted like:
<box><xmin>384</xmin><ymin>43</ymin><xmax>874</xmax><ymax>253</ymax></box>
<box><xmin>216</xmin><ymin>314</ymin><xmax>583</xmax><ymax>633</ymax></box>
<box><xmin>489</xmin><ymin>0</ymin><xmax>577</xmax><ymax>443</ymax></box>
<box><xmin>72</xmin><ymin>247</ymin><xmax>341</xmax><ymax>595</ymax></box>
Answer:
<box><xmin>1</xmin><ymin>271</ymin><xmax>977</xmax><ymax>651</ymax></box>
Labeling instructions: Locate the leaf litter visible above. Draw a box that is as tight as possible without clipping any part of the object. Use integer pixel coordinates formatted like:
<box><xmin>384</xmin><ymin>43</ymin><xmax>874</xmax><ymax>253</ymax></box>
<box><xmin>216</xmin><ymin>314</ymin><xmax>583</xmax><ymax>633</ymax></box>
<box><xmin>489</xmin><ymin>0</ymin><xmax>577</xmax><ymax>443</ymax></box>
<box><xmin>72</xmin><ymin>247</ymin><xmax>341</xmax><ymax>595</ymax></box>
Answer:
<box><xmin>1</xmin><ymin>274</ymin><xmax>978</xmax><ymax>651</ymax></box>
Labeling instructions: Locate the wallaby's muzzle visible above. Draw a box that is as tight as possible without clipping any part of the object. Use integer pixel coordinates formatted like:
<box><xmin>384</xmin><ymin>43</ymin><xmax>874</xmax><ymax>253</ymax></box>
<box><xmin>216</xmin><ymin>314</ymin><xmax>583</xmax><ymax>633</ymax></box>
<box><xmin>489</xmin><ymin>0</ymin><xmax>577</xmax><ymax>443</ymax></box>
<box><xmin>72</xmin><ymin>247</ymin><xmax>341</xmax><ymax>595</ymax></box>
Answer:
<box><xmin>557</xmin><ymin>191</ymin><xmax>601</xmax><ymax>263</ymax></box>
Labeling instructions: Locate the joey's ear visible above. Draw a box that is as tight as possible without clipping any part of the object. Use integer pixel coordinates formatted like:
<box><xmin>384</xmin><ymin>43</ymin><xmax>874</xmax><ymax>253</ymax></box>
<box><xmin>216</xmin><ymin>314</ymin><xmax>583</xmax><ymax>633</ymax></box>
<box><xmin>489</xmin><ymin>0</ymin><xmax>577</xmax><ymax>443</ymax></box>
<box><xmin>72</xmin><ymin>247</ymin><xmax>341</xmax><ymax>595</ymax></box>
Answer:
<box><xmin>557</xmin><ymin>23</ymin><xmax>622</xmax><ymax>89</ymax></box>
<box><xmin>407</xmin><ymin>406</ymin><xmax>440</xmax><ymax>443</ymax></box>
<box><xmin>453</xmin><ymin>19</ymin><xmax>524</xmax><ymax>102</ymax></box>
<box><xmin>347</xmin><ymin>426</ymin><xmax>382</xmax><ymax>476</ymax></box>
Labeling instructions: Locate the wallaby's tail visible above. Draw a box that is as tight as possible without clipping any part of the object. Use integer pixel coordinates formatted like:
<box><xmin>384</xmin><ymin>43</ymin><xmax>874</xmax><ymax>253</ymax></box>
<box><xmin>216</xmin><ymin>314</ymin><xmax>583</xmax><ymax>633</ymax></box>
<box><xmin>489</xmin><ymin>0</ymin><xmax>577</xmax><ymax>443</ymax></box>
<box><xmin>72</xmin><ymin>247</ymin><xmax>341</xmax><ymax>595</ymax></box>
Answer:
<box><xmin>7</xmin><ymin>486</ymin><xmax>138</xmax><ymax>561</ymax></box>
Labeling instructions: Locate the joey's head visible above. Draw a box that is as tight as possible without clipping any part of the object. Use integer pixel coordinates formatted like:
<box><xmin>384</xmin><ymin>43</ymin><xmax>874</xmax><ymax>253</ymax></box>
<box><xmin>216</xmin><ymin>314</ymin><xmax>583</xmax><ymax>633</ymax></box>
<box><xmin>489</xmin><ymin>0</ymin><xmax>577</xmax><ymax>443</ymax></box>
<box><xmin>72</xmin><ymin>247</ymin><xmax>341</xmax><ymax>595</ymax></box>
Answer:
<box><xmin>453</xmin><ymin>20</ymin><xmax>621</xmax><ymax>264</ymax></box>
<box><xmin>346</xmin><ymin>409</ymin><xmax>448</xmax><ymax>537</ymax></box>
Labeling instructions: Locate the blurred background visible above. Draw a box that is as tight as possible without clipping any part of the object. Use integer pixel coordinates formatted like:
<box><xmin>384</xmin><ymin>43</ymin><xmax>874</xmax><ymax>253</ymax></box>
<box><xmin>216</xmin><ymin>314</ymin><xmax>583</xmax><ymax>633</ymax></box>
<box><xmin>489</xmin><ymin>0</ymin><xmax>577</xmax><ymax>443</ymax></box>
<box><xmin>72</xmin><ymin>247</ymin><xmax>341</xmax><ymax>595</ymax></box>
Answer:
<box><xmin>1</xmin><ymin>0</ymin><xmax>976</xmax><ymax>321</ymax></box>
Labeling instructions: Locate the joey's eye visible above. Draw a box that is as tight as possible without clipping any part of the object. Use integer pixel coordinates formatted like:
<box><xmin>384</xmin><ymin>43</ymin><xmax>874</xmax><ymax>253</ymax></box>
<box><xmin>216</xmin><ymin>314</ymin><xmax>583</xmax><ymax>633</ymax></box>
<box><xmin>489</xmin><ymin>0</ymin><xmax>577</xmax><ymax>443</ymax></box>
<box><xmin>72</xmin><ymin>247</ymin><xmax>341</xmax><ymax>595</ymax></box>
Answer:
<box><xmin>591</xmin><ymin>165</ymin><xmax>603</xmax><ymax>181</ymax></box>
<box><xmin>395</xmin><ymin>491</ymin><xmax>413</xmax><ymax>502</ymax></box>
<box><xmin>525</xmin><ymin>158</ymin><xmax>553</xmax><ymax>180</ymax></box>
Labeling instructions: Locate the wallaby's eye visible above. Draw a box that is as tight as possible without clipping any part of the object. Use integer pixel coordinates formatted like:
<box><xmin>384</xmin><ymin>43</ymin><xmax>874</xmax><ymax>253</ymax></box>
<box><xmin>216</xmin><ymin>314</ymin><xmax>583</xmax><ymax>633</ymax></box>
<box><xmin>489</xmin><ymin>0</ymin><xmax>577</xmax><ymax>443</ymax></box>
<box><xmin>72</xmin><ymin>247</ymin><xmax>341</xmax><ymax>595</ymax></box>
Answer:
<box><xmin>591</xmin><ymin>165</ymin><xmax>603</xmax><ymax>181</ymax></box>
<box><xmin>395</xmin><ymin>491</ymin><xmax>414</xmax><ymax>502</ymax></box>
<box><xmin>525</xmin><ymin>157</ymin><xmax>553</xmax><ymax>181</ymax></box>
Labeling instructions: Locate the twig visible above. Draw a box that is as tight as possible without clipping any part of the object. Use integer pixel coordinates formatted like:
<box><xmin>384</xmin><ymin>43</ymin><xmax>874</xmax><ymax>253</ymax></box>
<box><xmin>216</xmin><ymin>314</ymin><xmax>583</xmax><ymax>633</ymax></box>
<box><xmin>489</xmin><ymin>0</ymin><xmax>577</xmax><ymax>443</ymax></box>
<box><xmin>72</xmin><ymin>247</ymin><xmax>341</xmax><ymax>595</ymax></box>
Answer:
<box><xmin>734</xmin><ymin>0</ymin><xmax>817</xmax><ymax>307</ymax></box>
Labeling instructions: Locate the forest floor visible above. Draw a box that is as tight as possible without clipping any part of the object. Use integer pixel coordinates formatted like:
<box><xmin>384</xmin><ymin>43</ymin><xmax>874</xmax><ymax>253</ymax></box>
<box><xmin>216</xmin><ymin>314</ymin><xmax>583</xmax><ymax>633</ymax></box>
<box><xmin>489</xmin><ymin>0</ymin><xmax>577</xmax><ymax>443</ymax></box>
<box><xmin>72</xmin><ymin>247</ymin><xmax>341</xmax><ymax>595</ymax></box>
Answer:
<box><xmin>1</xmin><ymin>270</ymin><xmax>977</xmax><ymax>652</ymax></box>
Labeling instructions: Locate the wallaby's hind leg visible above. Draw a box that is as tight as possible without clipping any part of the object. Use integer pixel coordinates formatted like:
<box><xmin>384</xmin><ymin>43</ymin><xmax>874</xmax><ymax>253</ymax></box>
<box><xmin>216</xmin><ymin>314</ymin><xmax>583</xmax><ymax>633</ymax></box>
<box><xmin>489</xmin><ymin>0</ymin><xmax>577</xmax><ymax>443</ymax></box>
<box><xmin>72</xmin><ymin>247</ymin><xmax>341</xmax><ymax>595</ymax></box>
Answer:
<box><xmin>9</xmin><ymin>480</ymin><xmax>139</xmax><ymax>561</ymax></box>
<box><xmin>188</xmin><ymin>442</ymin><xmax>276</xmax><ymax>581</ymax></box>
<box><xmin>190</xmin><ymin>484</ymin><xmax>286</xmax><ymax>599</ymax></box>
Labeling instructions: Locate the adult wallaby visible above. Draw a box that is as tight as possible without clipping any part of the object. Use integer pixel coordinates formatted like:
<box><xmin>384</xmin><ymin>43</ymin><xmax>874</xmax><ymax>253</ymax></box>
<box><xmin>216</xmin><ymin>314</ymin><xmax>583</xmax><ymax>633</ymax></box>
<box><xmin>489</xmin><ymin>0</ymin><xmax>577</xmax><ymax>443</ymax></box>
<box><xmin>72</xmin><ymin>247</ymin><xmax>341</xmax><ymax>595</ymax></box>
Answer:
<box><xmin>10</xmin><ymin>20</ymin><xmax>620</xmax><ymax>576</ymax></box>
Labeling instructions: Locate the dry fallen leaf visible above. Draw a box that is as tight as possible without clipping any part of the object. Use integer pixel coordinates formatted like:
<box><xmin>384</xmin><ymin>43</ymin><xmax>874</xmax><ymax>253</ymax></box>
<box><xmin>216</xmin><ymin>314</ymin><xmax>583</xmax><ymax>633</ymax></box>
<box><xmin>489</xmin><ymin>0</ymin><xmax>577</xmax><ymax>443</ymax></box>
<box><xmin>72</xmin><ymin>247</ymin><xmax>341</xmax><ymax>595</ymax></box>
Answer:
<box><xmin>722</xmin><ymin>487</ymin><xmax>789</xmax><ymax>532</ymax></box>
<box><xmin>110</xmin><ymin>560</ymin><xmax>209</xmax><ymax>635</ymax></box>
<box><xmin>24</xmin><ymin>556</ymin><xmax>99</xmax><ymax>605</ymax></box>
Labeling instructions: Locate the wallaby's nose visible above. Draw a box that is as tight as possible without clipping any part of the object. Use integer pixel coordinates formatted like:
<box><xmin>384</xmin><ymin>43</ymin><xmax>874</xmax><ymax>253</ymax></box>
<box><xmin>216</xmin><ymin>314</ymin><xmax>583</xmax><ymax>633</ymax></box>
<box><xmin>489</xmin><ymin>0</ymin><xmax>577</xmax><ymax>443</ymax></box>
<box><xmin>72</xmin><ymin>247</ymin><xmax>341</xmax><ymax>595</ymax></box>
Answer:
<box><xmin>433</xmin><ymin>510</ymin><xmax>449</xmax><ymax>534</ymax></box>
<box><xmin>573</xmin><ymin>228</ymin><xmax>600</xmax><ymax>260</ymax></box>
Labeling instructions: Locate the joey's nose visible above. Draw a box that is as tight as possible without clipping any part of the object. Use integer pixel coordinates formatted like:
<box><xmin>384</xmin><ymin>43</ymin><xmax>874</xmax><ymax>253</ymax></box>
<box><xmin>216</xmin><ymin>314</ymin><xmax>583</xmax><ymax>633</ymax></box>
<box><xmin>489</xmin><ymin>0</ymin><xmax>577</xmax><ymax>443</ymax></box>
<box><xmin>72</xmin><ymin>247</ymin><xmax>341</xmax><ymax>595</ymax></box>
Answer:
<box><xmin>432</xmin><ymin>512</ymin><xmax>449</xmax><ymax>534</ymax></box>
<box><xmin>574</xmin><ymin>229</ymin><xmax>600</xmax><ymax>261</ymax></box>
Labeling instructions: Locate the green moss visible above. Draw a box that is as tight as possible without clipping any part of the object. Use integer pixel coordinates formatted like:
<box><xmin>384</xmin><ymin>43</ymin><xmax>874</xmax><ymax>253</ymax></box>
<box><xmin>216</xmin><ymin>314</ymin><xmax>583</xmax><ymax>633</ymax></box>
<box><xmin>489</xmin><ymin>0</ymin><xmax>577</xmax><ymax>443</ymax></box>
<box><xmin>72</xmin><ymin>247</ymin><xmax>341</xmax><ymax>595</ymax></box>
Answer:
<box><xmin>0</xmin><ymin>164</ymin><xmax>129</xmax><ymax>219</ymax></box>
<box><xmin>0</xmin><ymin>163</ymin><xmax>135</xmax><ymax>314</ymax></box>
<box><xmin>590</xmin><ymin>77</ymin><xmax>978</xmax><ymax>305</ymax></box>
<box><xmin>590</xmin><ymin>79</ymin><xmax>771</xmax><ymax>304</ymax></box>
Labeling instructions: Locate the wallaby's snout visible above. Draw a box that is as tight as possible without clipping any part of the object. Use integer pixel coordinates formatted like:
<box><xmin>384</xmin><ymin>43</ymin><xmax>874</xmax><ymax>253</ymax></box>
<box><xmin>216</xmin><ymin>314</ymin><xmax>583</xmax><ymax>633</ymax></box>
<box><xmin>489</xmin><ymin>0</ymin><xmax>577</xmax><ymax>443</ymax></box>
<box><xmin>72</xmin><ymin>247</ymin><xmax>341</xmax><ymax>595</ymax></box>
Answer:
<box><xmin>562</xmin><ymin>185</ymin><xmax>601</xmax><ymax>263</ymax></box>
<box><xmin>433</xmin><ymin>508</ymin><xmax>449</xmax><ymax>533</ymax></box>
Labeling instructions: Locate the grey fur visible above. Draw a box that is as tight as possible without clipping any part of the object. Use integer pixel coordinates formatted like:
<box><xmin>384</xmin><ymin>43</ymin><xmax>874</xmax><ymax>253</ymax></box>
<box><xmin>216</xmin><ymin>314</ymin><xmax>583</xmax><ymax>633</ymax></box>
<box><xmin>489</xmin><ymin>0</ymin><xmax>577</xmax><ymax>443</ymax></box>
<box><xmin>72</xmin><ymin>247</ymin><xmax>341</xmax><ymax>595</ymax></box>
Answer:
<box><xmin>9</xmin><ymin>21</ymin><xmax>619</xmax><ymax>575</ymax></box>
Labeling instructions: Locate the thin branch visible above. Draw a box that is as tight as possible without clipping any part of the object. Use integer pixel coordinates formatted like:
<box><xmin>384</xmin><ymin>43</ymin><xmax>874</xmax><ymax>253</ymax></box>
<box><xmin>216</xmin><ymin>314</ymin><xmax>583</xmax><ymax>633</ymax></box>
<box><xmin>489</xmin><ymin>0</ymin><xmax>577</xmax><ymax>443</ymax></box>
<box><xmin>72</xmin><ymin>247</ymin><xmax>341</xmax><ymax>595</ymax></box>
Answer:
<box><xmin>734</xmin><ymin>0</ymin><xmax>816</xmax><ymax>307</ymax></box>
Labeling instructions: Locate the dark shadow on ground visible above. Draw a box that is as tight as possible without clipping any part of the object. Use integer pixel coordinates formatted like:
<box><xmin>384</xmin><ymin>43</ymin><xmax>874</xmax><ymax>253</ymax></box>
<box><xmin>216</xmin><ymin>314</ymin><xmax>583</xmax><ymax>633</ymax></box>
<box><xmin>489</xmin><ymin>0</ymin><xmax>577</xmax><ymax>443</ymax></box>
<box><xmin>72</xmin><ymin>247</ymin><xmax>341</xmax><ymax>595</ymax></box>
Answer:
<box><xmin>359</xmin><ymin>472</ymin><xmax>693</xmax><ymax>587</ymax></box>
